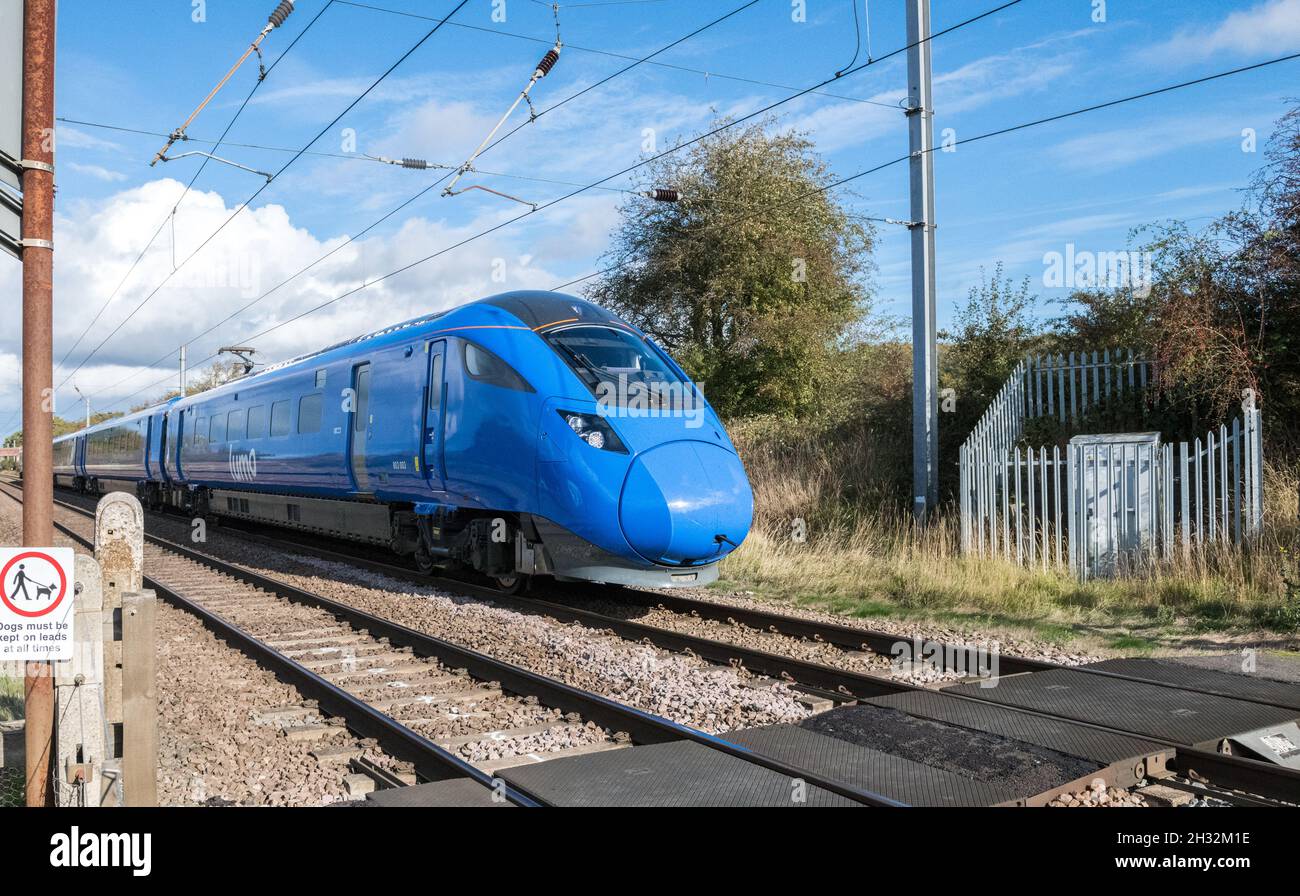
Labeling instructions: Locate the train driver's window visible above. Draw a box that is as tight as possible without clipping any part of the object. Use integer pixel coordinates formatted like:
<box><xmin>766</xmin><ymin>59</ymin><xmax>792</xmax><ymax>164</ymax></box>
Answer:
<box><xmin>298</xmin><ymin>394</ymin><xmax>322</xmax><ymax>434</ymax></box>
<box><xmin>270</xmin><ymin>400</ymin><xmax>291</xmax><ymax>437</ymax></box>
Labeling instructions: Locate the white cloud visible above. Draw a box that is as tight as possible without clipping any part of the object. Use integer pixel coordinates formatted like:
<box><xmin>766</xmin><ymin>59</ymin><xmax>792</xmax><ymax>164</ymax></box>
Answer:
<box><xmin>1153</xmin><ymin>0</ymin><xmax>1300</xmax><ymax>61</ymax></box>
<box><xmin>782</xmin><ymin>29</ymin><xmax>1087</xmax><ymax>154</ymax></box>
<box><xmin>67</xmin><ymin>162</ymin><xmax>127</xmax><ymax>182</ymax></box>
<box><xmin>0</xmin><ymin>177</ymin><xmax>579</xmax><ymax>421</ymax></box>
<box><xmin>1047</xmin><ymin>112</ymin><xmax>1255</xmax><ymax>172</ymax></box>
<box><xmin>55</xmin><ymin>125</ymin><xmax>124</xmax><ymax>153</ymax></box>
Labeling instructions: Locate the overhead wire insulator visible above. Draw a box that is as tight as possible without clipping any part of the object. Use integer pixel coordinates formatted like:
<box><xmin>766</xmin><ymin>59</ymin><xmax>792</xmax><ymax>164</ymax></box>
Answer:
<box><xmin>643</xmin><ymin>188</ymin><xmax>680</xmax><ymax>203</ymax></box>
<box><xmin>366</xmin><ymin>155</ymin><xmax>448</xmax><ymax>170</ymax></box>
<box><xmin>535</xmin><ymin>47</ymin><xmax>561</xmax><ymax>79</ymax></box>
<box><xmin>268</xmin><ymin>0</ymin><xmax>295</xmax><ymax>29</ymax></box>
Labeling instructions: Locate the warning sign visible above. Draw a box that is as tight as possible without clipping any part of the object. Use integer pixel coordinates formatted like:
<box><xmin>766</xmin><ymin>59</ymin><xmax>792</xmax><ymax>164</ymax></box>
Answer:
<box><xmin>0</xmin><ymin>547</ymin><xmax>75</xmax><ymax>661</ymax></box>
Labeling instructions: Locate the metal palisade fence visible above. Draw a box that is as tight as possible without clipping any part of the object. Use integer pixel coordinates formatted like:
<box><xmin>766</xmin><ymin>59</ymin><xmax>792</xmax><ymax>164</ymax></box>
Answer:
<box><xmin>959</xmin><ymin>352</ymin><xmax>1263</xmax><ymax>578</ymax></box>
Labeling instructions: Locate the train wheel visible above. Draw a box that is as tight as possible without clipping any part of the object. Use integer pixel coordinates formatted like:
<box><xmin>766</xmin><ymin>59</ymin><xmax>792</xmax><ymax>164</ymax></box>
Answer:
<box><xmin>492</xmin><ymin>573</ymin><xmax>529</xmax><ymax>595</ymax></box>
<box><xmin>414</xmin><ymin>542</ymin><xmax>441</xmax><ymax>576</ymax></box>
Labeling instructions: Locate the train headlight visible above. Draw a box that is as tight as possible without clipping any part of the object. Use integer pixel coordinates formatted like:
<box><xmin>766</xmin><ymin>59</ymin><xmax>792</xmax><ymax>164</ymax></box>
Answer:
<box><xmin>557</xmin><ymin>410</ymin><xmax>626</xmax><ymax>453</ymax></box>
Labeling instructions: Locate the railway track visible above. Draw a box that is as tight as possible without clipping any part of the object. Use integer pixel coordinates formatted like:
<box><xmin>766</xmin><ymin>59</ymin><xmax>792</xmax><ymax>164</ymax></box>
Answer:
<box><xmin>0</xmin><ymin>480</ymin><xmax>907</xmax><ymax>807</ymax></box>
<box><xmin>79</xmin><ymin>484</ymin><xmax>1297</xmax><ymax>807</ymax></box>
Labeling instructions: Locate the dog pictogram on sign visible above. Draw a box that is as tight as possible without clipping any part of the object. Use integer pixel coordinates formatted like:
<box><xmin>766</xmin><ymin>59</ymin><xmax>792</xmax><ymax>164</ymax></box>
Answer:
<box><xmin>0</xmin><ymin>547</ymin><xmax>74</xmax><ymax>660</ymax></box>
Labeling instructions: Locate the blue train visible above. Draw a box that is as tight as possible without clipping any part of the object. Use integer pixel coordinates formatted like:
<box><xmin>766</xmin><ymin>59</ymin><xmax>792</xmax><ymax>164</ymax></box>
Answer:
<box><xmin>52</xmin><ymin>291</ymin><xmax>754</xmax><ymax>591</ymax></box>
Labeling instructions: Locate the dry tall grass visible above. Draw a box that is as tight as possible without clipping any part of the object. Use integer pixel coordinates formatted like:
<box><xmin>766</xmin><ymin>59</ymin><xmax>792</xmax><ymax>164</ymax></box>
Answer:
<box><xmin>724</xmin><ymin>421</ymin><xmax>1300</xmax><ymax>639</ymax></box>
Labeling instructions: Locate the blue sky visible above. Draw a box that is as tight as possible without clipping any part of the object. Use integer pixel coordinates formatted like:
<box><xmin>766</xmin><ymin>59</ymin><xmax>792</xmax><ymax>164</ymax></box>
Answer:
<box><xmin>3</xmin><ymin>0</ymin><xmax>1299</xmax><ymax>436</ymax></box>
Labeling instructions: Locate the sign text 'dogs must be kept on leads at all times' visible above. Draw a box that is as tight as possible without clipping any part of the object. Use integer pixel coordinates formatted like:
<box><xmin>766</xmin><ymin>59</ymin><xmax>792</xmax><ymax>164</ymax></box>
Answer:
<box><xmin>0</xmin><ymin>546</ymin><xmax>74</xmax><ymax>661</ymax></box>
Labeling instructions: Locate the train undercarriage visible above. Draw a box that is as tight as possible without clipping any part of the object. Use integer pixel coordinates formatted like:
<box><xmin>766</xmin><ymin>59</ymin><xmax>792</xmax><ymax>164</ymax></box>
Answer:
<box><xmin>61</xmin><ymin>476</ymin><xmax>717</xmax><ymax>593</ymax></box>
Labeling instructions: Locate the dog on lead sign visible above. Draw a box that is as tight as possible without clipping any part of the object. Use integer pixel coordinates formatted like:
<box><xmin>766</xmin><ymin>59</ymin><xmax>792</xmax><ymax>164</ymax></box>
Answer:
<box><xmin>0</xmin><ymin>546</ymin><xmax>75</xmax><ymax>661</ymax></box>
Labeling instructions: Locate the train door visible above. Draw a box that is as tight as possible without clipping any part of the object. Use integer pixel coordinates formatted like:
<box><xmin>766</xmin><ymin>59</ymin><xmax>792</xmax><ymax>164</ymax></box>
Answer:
<box><xmin>348</xmin><ymin>362</ymin><xmax>372</xmax><ymax>493</ymax></box>
<box><xmin>144</xmin><ymin>416</ymin><xmax>155</xmax><ymax>479</ymax></box>
<box><xmin>170</xmin><ymin>410</ymin><xmax>184</xmax><ymax>481</ymax></box>
<box><xmin>422</xmin><ymin>341</ymin><xmax>446</xmax><ymax>490</ymax></box>
<box><xmin>158</xmin><ymin>414</ymin><xmax>169</xmax><ymax>483</ymax></box>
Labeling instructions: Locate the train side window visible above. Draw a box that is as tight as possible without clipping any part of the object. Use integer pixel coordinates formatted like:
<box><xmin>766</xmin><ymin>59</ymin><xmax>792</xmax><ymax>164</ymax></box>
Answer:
<box><xmin>270</xmin><ymin>401</ymin><xmax>291</xmax><ymax>437</ymax></box>
<box><xmin>210</xmin><ymin>414</ymin><xmax>227</xmax><ymax>444</ymax></box>
<box><xmin>247</xmin><ymin>405</ymin><xmax>267</xmax><ymax>439</ymax></box>
<box><xmin>193</xmin><ymin>418</ymin><xmax>205</xmax><ymax>448</ymax></box>
<box><xmin>298</xmin><ymin>394</ymin><xmax>322</xmax><ymax>434</ymax></box>
<box><xmin>429</xmin><ymin>352</ymin><xmax>444</xmax><ymax>410</ymax></box>
<box><xmin>315</xmin><ymin>369</ymin><xmax>327</xmax><ymax>388</ymax></box>
<box><xmin>463</xmin><ymin>341</ymin><xmax>534</xmax><ymax>392</ymax></box>
<box><xmin>227</xmin><ymin>409</ymin><xmax>246</xmax><ymax>441</ymax></box>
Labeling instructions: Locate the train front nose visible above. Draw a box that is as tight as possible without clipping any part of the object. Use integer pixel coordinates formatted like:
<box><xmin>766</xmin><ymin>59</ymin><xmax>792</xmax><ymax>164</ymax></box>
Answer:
<box><xmin>618</xmin><ymin>441</ymin><xmax>753</xmax><ymax>566</ymax></box>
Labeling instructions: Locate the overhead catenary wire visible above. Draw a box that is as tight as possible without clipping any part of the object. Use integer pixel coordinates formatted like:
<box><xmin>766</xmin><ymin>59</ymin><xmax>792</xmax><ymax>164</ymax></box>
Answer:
<box><xmin>57</xmin><ymin>0</ymin><xmax>474</xmax><ymax>398</ymax></box>
<box><xmin>60</xmin><ymin>115</ymin><xmax>686</xmax><ymax>199</ymax></box>
<box><xmin>106</xmin><ymin>0</ymin><xmax>1033</xmax><ymax>399</ymax></box>
<box><xmin>336</xmin><ymin>0</ymin><xmax>902</xmax><ymax>109</ymax></box>
<box><xmin>89</xmin><ymin>48</ymin><xmax>1300</xmax><ymax>416</ymax></box>
<box><xmin>231</xmin><ymin>44</ymin><xmax>1300</xmax><ymax>370</ymax></box>
<box><xmin>86</xmin><ymin>0</ymin><xmax>1025</xmax><ymax>413</ymax></box>
<box><xmin>837</xmin><ymin>0</ymin><xmax>862</xmax><ymax>77</ymax></box>
<box><xmin>52</xmin><ymin>0</ymin><xmax>336</xmax><ymax>389</ymax></box>
<box><xmin>550</xmin><ymin>51</ymin><xmax>1300</xmax><ymax>290</ymax></box>
<box><xmin>81</xmin><ymin>0</ymin><xmax>771</xmax><ymax>407</ymax></box>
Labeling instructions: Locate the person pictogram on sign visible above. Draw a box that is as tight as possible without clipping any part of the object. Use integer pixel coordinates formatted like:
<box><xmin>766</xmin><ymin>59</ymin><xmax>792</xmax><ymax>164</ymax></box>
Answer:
<box><xmin>7</xmin><ymin>563</ymin><xmax>56</xmax><ymax>602</ymax></box>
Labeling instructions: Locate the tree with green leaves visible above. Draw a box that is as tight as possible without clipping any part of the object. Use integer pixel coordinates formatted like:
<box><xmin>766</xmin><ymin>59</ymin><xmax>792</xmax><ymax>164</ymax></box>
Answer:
<box><xmin>941</xmin><ymin>263</ymin><xmax>1037</xmax><ymax>413</ymax></box>
<box><xmin>586</xmin><ymin>117</ymin><xmax>874</xmax><ymax>419</ymax></box>
<box><xmin>130</xmin><ymin>359</ymin><xmax>250</xmax><ymax>412</ymax></box>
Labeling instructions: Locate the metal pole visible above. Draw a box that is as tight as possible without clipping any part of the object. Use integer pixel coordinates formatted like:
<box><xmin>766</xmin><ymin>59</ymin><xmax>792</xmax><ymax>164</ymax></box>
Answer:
<box><xmin>907</xmin><ymin>0</ymin><xmax>938</xmax><ymax>522</ymax></box>
<box><xmin>74</xmin><ymin>384</ymin><xmax>88</xmax><ymax>428</ymax></box>
<box><xmin>179</xmin><ymin>344</ymin><xmax>186</xmax><ymax>396</ymax></box>
<box><xmin>21</xmin><ymin>0</ymin><xmax>56</xmax><ymax>809</ymax></box>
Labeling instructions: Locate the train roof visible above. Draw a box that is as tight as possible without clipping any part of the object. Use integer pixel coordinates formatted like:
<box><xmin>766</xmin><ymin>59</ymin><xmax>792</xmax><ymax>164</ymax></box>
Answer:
<box><xmin>256</xmin><ymin>290</ymin><xmax>622</xmax><ymax>376</ymax></box>
<box><xmin>55</xmin><ymin>293</ymin><xmax>625</xmax><ymax>440</ymax></box>
<box><xmin>58</xmin><ymin>397</ymin><xmax>177</xmax><ymax>441</ymax></box>
<box><xmin>174</xmin><ymin>291</ymin><xmax>628</xmax><ymax>409</ymax></box>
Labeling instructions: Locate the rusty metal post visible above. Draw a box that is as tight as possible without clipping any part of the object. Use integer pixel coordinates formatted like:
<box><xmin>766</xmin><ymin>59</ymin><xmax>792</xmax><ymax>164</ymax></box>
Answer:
<box><xmin>21</xmin><ymin>0</ymin><xmax>57</xmax><ymax>809</ymax></box>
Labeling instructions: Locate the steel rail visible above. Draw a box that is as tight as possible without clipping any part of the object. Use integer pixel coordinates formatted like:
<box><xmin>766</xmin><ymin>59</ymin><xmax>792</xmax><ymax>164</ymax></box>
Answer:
<box><xmin>580</xmin><ymin>586</ymin><xmax>1300</xmax><ymax>714</ymax></box>
<box><xmin>3</xmin><ymin>482</ymin><xmax>907</xmax><ymax>807</ymax></box>
<box><xmin>19</xmin><ymin>479</ymin><xmax>1298</xmax><ymax>805</ymax></box>
<box><xmin>162</xmin><ymin>510</ymin><xmax>1300</xmax><ymax>804</ymax></box>
<box><xmin>20</xmin><ymin>501</ymin><xmax>544</xmax><ymax>807</ymax></box>
<box><xmin>179</xmin><ymin>508</ymin><xmax>1300</xmax><ymax>804</ymax></box>
<box><xmin>148</xmin><ymin>498</ymin><xmax>1300</xmax><ymax>714</ymax></box>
